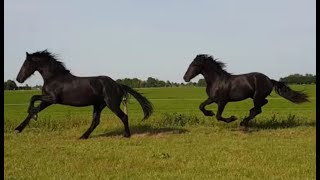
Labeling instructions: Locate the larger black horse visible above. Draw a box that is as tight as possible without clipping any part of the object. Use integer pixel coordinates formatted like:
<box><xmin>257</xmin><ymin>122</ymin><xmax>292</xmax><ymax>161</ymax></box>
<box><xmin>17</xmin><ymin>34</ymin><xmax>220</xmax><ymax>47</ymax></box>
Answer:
<box><xmin>183</xmin><ymin>54</ymin><xmax>309</xmax><ymax>126</ymax></box>
<box><xmin>15</xmin><ymin>50</ymin><xmax>153</xmax><ymax>139</ymax></box>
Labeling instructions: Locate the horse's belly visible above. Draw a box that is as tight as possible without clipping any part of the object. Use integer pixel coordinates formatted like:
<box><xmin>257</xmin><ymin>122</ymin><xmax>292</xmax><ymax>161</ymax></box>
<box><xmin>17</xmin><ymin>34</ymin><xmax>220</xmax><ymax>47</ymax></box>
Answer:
<box><xmin>59</xmin><ymin>92</ymin><xmax>104</xmax><ymax>107</ymax></box>
<box><xmin>229</xmin><ymin>88</ymin><xmax>254</xmax><ymax>101</ymax></box>
<box><xmin>229</xmin><ymin>96</ymin><xmax>250</xmax><ymax>102</ymax></box>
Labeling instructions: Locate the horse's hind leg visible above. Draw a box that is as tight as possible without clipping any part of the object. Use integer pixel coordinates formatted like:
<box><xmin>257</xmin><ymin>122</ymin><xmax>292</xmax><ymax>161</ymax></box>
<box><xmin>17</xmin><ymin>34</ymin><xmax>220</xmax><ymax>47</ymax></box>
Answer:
<box><xmin>108</xmin><ymin>104</ymin><xmax>131</xmax><ymax>138</ymax></box>
<box><xmin>79</xmin><ymin>105</ymin><xmax>104</xmax><ymax>139</ymax></box>
<box><xmin>240</xmin><ymin>98</ymin><xmax>268</xmax><ymax>127</ymax></box>
<box><xmin>15</xmin><ymin>101</ymin><xmax>51</xmax><ymax>133</ymax></box>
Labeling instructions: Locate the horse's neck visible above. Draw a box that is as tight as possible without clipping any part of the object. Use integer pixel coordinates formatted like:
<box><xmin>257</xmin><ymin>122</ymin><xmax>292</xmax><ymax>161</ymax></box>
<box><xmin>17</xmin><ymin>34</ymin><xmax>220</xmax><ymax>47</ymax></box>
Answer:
<box><xmin>38</xmin><ymin>67</ymin><xmax>69</xmax><ymax>82</ymax></box>
<box><xmin>202</xmin><ymin>68</ymin><xmax>228</xmax><ymax>86</ymax></box>
<box><xmin>202</xmin><ymin>67</ymin><xmax>218</xmax><ymax>85</ymax></box>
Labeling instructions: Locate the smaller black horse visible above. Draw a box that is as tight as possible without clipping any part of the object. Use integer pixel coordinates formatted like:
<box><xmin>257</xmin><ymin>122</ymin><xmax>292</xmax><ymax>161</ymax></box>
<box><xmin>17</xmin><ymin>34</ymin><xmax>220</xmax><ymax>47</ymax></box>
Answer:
<box><xmin>183</xmin><ymin>54</ymin><xmax>309</xmax><ymax>126</ymax></box>
<box><xmin>15</xmin><ymin>50</ymin><xmax>153</xmax><ymax>139</ymax></box>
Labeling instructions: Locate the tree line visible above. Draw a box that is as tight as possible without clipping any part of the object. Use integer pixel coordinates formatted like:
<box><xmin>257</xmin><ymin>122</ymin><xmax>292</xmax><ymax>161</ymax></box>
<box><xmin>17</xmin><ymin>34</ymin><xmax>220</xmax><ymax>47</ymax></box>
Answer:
<box><xmin>3</xmin><ymin>73</ymin><xmax>316</xmax><ymax>90</ymax></box>
<box><xmin>115</xmin><ymin>77</ymin><xmax>199</xmax><ymax>88</ymax></box>
<box><xmin>279</xmin><ymin>73</ymin><xmax>316</xmax><ymax>84</ymax></box>
<box><xmin>4</xmin><ymin>80</ymin><xmax>34</xmax><ymax>90</ymax></box>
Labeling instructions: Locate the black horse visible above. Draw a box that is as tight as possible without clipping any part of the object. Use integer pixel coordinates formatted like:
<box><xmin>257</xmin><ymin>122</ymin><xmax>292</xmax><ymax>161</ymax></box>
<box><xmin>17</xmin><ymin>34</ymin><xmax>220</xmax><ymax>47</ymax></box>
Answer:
<box><xmin>15</xmin><ymin>50</ymin><xmax>153</xmax><ymax>139</ymax></box>
<box><xmin>183</xmin><ymin>54</ymin><xmax>309</xmax><ymax>126</ymax></box>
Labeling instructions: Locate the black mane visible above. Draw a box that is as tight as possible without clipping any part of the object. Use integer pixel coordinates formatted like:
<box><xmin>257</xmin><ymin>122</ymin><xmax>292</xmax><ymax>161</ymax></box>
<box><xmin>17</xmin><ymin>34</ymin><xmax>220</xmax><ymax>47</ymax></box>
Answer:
<box><xmin>32</xmin><ymin>49</ymin><xmax>57</xmax><ymax>59</ymax></box>
<box><xmin>197</xmin><ymin>54</ymin><xmax>230</xmax><ymax>75</ymax></box>
<box><xmin>31</xmin><ymin>50</ymin><xmax>70</xmax><ymax>74</ymax></box>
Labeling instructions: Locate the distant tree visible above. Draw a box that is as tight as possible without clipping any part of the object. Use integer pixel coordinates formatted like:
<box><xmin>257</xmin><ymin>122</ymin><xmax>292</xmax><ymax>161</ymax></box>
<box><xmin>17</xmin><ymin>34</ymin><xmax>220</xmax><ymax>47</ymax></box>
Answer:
<box><xmin>145</xmin><ymin>77</ymin><xmax>158</xmax><ymax>87</ymax></box>
<box><xmin>186</xmin><ymin>82</ymin><xmax>197</xmax><ymax>86</ymax></box>
<box><xmin>158</xmin><ymin>80</ymin><xmax>166</xmax><ymax>87</ymax></box>
<box><xmin>4</xmin><ymin>80</ymin><xmax>17</xmax><ymax>90</ymax></box>
<box><xmin>165</xmin><ymin>80</ymin><xmax>172</xmax><ymax>87</ymax></box>
<box><xmin>279</xmin><ymin>73</ymin><xmax>316</xmax><ymax>84</ymax></box>
<box><xmin>33</xmin><ymin>85</ymin><xmax>43</xmax><ymax>89</ymax></box>
<box><xmin>171</xmin><ymin>82</ymin><xmax>179</xmax><ymax>87</ymax></box>
<box><xmin>131</xmin><ymin>78</ymin><xmax>142</xmax><ymax>88</ymax></box>
<box><xmin>117</xmin><ymin>77</ymin><xmax>167</xmax><ymax>88</ymax></box>
<box><xmin>140</xmin><ymin>80</ymin><xmax>146</xmax><ymax>88</ymax></box>
<box><xmin>197</xmin><ymin>79</ymin><xmax>206</xmax><ymax>87</ymax></box>
<box><xmin>18</xmin><ymin>84</ymin><xmax>32</xmax><ymax>90</ymax></box>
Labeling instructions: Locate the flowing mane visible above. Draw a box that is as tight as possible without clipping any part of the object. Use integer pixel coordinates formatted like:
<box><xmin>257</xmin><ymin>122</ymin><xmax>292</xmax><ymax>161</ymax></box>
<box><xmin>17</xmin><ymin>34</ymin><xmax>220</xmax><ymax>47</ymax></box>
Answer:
<box><xmin>196</xmin><ymin>54</ymin><xmax>230</xmax><ymax>76</ymax></box>
<box><xmin>31</xmin><ymin>50</ymin><xmax>70</xmax><ymax>74</ymax></box>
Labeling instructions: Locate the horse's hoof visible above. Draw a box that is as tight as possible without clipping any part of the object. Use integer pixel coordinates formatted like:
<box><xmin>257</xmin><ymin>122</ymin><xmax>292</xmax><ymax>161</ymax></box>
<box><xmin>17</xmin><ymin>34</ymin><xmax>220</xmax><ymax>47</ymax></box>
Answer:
<box><xmin>32</xmin><ymin>114</ymin><xmax>38</xmax><ymax>121</ymax></box>
<box><xmin>204</xmin><ymin>111</ymin><xmax>214</xmax><ymax>116</ymax></box>
<box><xmin>79</xmin><ymin>136</ymin><xmax>89</xmax><ymax>140</ymax></box>
<box><xmin>14</xmin><ymin>129</ymin><xmax>21</xmax><ymax>133</ymax></box>
<box><xmin>227</xmin><ymin>116</ymin><xmax>237</xmax><ymax>122</ymax></box>
<box><xmin>240</xmin><ymin>121</ymin><xmax>248</xmax><ymax>127</ymax></box>
<box><xmin>14</xmin><ymin>126</ymin><xmax>23</xmax><ymax>133</ymax></box>
<box><xmin>231</xmin><ymin>116</ymin><xmax>237</xmax><ymax>120</ymax></box>
<box><xmin>239</xmin><ymin>125</ymin><xmax>248</xmax><ymax>131</ymax></box>
<box><xmin>123</xmin><ymin>134</ymin><xmax>131</xmax><ymax>138</ymax></box>
<box><xmin>223</xmin><ymin>116</ymin><xmax>237</xmax><ymax>123</ymax></box>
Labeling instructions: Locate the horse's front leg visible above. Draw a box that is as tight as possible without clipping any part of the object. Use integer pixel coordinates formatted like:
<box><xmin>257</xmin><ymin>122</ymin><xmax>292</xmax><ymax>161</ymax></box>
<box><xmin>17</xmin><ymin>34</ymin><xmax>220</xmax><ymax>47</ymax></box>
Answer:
<box><xmin>15</xmin><ymin>101</ymin><xmax>52</xmax><ymax>132</ymax></box>
<box><xmin>27</xmin><ymin>95</ymin><xmax>41</xmax><ymax>114</ymax></box>
<box><xmin>27</xmin><ymin>95</ymin><xmax>55</xmax><ymax>113</ymax></box>
<box><xmin>199</xmin><ymin>98</ymin><xmax>215</xmax><ymax>116</ymax></box>
<box><xmin>216</xmin><ymin>101</ymin><xmax>237</xmax><ymax>123</ymax></box>
<box><xmin>15</xmin><ymin>94</ymin><xmax>55</xmax><ymax>133</ymax></box>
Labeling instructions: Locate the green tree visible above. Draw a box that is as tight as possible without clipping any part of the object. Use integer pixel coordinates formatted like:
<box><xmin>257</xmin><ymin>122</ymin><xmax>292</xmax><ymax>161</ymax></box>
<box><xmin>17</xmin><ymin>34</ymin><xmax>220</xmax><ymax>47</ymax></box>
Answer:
<box><xmin>145</xmin><ymin>77</ymin><xmax>158</xmax><ymax>87</ymax></box>
<box><xmin>280</xmin><ymin>74</ymin><xmax>316</xmax><ymax>84</ymax></box>
<box><xmin>165</xmin><ymin>80</ymin><xmax>172</xmax><ymax>87</ymax></box>
<box><xmin>197</xmin><ymin>79</ymin><xmax>206</xmax><ymax>87</ymax></box>
<box><xmin>4</xmin><ymin>80</ymin><xmax>17</xmax><ymax>90</ymax></box>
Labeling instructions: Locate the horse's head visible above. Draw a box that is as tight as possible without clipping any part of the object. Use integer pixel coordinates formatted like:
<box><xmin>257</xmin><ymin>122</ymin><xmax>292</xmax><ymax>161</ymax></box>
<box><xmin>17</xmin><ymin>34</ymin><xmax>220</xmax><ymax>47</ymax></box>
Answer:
<box><xmin>16</xmin><ymin>50</ymin><xmax>69</xmax><ymax>83</ymax></box>
<box><xmin>16</xmin><ymin>52</ymin><xmax>39</xmax><ymax>83</ymax></box>
<box><xmin>183</xmin><ymin>54</ymin><xmax>209</xmax><ymax>82</ymax></box>
<box><xmin>183</xmin><ymin>54</ymin><xmax>228</xmax><ymax>82</ymax></box>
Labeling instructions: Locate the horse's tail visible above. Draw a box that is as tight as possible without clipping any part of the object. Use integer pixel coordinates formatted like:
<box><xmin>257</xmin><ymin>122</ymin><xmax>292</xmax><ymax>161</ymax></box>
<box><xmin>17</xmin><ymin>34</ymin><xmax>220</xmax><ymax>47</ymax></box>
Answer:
<box><xmin>120</xmin><ymin>84</ymin><xmax>153</xmax><ymax>119</ymax></box>
<box><xmin>270</xmin><ymin>79</ymin><xmax>309</xmax><ymax>104</ymax></box>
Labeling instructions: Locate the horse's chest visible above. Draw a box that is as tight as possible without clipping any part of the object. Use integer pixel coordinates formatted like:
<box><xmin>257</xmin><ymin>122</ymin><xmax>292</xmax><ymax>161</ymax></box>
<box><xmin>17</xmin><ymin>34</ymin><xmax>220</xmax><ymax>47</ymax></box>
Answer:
<box><xmin>207</xmin><ymin>86</ymin><xmax>228</xmax><ymax>99</ymax></box>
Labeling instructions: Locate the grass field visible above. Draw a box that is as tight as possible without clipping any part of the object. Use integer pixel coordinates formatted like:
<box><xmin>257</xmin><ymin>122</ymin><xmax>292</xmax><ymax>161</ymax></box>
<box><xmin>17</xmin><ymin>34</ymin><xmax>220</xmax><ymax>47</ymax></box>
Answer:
<box><xmin>4</xmin><ymin>85</ymin><xmax>316</xmax><ymax>179</ymax></box>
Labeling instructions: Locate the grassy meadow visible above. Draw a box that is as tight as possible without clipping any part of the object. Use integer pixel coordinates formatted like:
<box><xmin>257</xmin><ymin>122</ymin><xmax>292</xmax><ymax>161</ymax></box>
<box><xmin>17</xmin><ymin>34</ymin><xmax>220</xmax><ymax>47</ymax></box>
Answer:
<box><xmin>4</xmin><ymin>85</ymin><xmax>316</xmax><ymax>179</ymax></box>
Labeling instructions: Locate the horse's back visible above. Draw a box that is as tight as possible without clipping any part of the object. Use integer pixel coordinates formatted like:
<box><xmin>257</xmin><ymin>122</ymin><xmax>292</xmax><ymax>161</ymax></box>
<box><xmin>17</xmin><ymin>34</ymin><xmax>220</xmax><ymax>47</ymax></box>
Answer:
<box><xmin>45</xmin><ymin>75</ymin><xmax>122</xmax><ymax>106</ymax></box>
<box><xmin>228</xmin><ymin>72</ymin><xmax>273</xmax><ymax>101</ymax></box>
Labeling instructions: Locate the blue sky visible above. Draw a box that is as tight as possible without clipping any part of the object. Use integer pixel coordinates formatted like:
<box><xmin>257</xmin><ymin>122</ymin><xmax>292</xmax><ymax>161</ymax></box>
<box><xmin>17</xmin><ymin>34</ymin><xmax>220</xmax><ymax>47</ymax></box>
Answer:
<box><xmin>4</xmin><ymin>0</ymin><xmax>316</xmax><ymax>86</ymax></box>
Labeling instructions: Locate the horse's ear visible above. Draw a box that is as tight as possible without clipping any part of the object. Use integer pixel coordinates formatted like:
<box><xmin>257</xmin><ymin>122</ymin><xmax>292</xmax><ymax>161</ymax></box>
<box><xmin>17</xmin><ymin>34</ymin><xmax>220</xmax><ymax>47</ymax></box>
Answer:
<box><xmin>26</xmin><ymin>52</ymin><xmax>29</xmax><ymax>56</ymax></box>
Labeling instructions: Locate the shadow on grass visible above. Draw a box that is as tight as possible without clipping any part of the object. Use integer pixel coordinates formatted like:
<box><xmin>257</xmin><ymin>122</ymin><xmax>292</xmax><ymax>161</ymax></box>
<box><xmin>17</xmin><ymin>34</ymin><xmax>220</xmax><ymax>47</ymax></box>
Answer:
<box><xmin>94</xmin><ymin>124</ymin><xmax>189</xmax><ymax>138</ymax></box>
<box><xmin>233</xmin><ymin>114</ymin><xmax>316</xmax><ymax>133</ymax></box>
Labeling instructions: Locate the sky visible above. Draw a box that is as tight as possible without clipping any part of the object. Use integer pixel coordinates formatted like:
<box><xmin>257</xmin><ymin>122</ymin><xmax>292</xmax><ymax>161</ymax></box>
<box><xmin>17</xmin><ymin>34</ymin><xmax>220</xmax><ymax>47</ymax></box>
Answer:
<box><xmin>4</xmin><ymin>0</ymin><xmax>316</xmax><ymax>86</ymax></box>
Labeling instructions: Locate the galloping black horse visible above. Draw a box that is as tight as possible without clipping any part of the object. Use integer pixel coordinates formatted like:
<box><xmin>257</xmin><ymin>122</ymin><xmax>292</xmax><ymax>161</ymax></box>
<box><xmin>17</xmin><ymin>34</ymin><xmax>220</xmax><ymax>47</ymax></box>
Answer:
<box><xmin>15</xmin><ymin>50</ymin><xmax>153</xmax><ymax>139</ymax></box>
<box><xmin>183</xmin><ymin>54</ymin><xmax>309</xmax><ymax>126</ymax></box>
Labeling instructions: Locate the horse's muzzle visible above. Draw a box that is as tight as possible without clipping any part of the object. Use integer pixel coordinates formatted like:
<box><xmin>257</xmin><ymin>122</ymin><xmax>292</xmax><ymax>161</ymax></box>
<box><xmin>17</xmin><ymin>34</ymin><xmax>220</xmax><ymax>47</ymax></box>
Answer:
<box><xmin>16</xmin><ymin>76</ymin><xmax>23</xmax><ymax>83</ymax></box>
<box><xmin>183</xmin><ymin>75</ymin><xmax>190</xmax><ymax>82</ymax></box>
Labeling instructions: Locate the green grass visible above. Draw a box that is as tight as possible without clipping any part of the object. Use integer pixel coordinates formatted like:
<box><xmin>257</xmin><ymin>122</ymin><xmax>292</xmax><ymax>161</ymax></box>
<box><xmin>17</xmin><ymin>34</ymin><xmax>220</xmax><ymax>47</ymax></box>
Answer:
<box><xmin>4</xmin><ymin>85</ymin><xmax>316</xmax><ymax>179</ymax></box>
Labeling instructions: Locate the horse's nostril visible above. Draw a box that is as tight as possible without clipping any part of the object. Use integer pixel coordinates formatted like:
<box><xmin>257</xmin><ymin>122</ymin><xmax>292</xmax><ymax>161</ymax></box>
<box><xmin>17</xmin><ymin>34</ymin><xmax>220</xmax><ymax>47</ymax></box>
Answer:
<box><xmin>16</xmin><ymin>77</ymin><xmax>21</xmax><ymax>83</ymax></box>
<box><xmin>183</xmin><ymin>76</ymin><xmax>190</xmax><ymax>82</ymax></box>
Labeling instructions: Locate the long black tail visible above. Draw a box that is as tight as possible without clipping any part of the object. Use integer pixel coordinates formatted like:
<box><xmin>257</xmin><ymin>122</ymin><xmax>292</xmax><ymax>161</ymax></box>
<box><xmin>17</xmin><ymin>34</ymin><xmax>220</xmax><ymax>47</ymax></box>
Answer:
<box><xmin>120</xmin><ymin>84</ymin><xmax>153</xmax><ymax>119</ymax></box>
<box><xmin>271</xmin><ymin>80</ymin><xmax>309</xmax><ymax>104</ymax></box>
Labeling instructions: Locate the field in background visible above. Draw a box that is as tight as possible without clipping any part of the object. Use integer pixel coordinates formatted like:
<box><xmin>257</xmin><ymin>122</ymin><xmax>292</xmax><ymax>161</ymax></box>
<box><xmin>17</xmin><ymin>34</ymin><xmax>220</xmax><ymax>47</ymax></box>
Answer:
<box><xmin>4</xmin><ymin>85</ymin><xmax>316</xmax><ymax>179</ymax></box>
